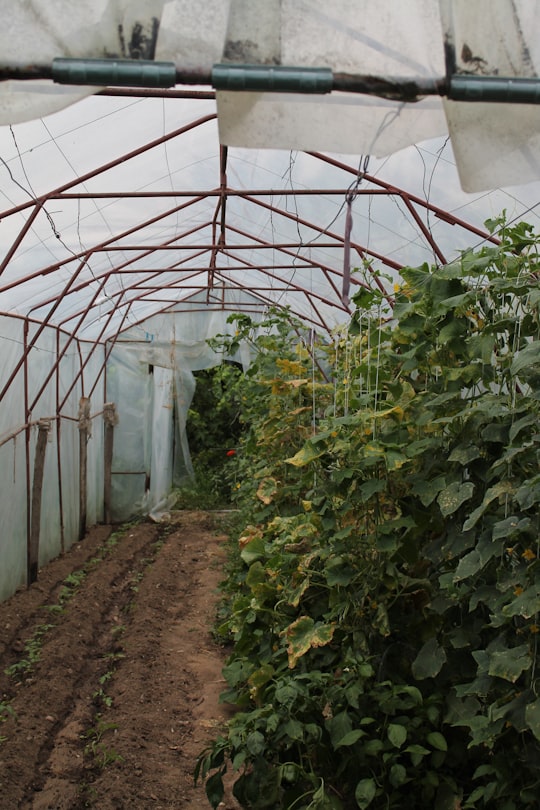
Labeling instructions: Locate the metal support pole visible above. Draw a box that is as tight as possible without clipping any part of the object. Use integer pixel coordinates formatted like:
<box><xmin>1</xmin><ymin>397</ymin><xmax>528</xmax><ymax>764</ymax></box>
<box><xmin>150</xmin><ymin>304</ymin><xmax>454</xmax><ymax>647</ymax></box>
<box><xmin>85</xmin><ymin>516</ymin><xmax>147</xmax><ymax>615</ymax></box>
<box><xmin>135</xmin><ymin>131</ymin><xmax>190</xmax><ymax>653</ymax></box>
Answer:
<box><xmin>103</xmin><ymin>403</ymin><xmax>118</xmax><ymax>524</ymax></box>
<box><xmin>28</xmin><ymin>419</ymin><xmax>51</xmax><ymax>585</ymax></box>
<box><xmin>78</xmin><ymin>397</ymin><xmax>91</xmax><ymax>540</ymax></box>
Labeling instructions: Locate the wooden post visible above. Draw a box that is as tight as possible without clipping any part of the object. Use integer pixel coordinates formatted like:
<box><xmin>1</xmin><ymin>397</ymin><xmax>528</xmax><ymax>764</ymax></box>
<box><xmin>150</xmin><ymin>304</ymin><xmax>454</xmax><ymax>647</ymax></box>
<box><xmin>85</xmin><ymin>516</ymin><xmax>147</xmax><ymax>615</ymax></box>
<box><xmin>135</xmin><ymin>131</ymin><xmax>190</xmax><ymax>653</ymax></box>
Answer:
<box><xmin>103</xmin><ymin>402</ymin><xmax>118</xmax><ymax>524</ymax></box>
<box><xmin>28</xmin><ymin>418</ymin><xmax>51</xmax><ymax>585</ymax></box>
<box><xmin>78</xmin><ymin>397</ymin><xmax>91</xmax><ymax>540</ymax></box>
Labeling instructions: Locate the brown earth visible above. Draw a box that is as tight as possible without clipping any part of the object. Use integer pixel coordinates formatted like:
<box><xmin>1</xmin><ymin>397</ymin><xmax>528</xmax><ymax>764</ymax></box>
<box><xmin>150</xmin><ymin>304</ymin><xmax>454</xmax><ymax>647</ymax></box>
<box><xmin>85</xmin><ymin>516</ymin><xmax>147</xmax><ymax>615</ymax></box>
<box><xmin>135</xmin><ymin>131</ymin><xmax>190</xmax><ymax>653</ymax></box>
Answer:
<box><xmin>0</xmin><ymin>511</ymin><xmax>243</xmax><ymax>809</ymax></box>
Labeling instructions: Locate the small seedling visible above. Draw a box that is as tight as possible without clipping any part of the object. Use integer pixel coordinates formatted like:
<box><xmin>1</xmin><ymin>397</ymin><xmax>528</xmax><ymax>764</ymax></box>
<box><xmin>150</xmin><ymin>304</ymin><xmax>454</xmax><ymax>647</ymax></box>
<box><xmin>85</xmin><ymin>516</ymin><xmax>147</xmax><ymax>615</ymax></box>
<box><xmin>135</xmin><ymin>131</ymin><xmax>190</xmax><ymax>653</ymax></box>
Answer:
<box><xmin>4</xmin><ymin>623</ymin><xmax>55</xmax><ymax>678</ymax></box>
<box><xmin>82</xmin><ymin>720</ymin><xmax>123</xmax><ymax>769</ymax></box>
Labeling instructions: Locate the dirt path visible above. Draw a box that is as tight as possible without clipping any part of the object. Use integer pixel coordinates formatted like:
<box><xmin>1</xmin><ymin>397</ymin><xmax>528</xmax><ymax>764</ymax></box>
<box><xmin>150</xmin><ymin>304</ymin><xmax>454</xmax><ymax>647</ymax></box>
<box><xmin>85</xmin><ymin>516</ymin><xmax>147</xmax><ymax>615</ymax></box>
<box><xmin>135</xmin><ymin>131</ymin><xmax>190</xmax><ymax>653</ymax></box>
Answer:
<box><xmin>0</xmin><ymin>512</ymin><xmax>241</xmax><ymax>809</ymax></box>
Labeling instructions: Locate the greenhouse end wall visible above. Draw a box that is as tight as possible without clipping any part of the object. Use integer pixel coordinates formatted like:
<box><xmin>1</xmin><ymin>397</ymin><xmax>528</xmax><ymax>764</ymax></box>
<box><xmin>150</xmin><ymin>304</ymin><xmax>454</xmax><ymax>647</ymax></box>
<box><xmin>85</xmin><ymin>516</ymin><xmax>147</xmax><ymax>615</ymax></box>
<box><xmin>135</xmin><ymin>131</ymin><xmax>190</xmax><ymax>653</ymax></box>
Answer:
<box><xmin>106</xmin><ymin>300</ymin><xmax>258</xmax><ymax>521</ymax></box>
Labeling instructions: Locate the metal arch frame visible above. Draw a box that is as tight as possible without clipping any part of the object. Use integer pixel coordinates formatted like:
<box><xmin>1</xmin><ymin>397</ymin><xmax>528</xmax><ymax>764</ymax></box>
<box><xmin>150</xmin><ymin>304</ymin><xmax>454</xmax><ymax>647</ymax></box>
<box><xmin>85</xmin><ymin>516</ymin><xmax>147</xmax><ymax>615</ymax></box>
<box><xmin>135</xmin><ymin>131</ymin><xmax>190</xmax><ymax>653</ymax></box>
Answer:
<box><xmin>0</xmin><ymin>101</ymin><xmax>499</xmax><ymax>412</ymax></box>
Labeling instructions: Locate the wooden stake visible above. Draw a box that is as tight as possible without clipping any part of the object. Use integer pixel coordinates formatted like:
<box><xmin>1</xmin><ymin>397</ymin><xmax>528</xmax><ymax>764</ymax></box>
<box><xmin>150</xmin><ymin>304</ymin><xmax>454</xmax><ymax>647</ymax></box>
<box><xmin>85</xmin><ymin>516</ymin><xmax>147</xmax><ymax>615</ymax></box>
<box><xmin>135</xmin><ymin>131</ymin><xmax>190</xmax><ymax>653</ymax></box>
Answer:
<box><xmin>78</xmin><ymin>397</ymin><xmax>91</xmax><ymax>540</ymax></box>
<box><xmin>28</xmin><ymin>419</ymin><xmax>51</xmax><ymax>585</ymax></box>
<box><xmin>103</xmin><ymin>402</ymin><xmax>118</xmax><ymax>524</ymax></box>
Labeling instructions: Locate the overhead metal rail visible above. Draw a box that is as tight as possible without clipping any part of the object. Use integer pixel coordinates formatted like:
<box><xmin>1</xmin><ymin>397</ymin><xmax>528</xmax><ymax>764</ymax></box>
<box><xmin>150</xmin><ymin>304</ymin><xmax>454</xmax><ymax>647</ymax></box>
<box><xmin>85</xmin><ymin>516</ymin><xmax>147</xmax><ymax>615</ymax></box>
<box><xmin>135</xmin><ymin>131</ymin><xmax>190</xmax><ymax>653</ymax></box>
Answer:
<box><xmin>1</xmin><ymin>58</ymin><xmax>539</xmax><ymax>104</ymax></box>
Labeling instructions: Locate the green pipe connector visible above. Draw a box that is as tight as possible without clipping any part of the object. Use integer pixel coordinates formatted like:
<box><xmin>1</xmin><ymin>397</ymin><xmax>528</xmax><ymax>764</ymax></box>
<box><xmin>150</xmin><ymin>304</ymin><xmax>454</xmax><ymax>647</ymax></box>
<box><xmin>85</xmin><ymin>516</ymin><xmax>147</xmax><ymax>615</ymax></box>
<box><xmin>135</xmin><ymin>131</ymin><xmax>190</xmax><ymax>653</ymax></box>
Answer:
<box><xmin>212</xmin><ymin>63</ymin><xmax>333</xmax><ymax>94</ymax></box>
<box><xmin>52</xmin><ymin>58</ymin><xmax>177</xmax><ymax>88</ymax></box>
<box><xmin>450</xmin><ymin>75</ymin><xmax>540</xmax><ymax>104</ymax></box>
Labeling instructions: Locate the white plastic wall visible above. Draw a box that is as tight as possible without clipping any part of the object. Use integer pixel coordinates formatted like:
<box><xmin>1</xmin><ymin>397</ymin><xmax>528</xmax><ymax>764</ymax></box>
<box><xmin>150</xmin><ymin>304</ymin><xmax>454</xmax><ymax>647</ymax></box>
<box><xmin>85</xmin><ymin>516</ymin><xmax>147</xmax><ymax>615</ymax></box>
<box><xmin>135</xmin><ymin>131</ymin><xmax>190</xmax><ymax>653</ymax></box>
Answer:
<box><xmin>0</xmin><ymin>315</ymin><xmax>106</xmax><ymax>602</ymax></box>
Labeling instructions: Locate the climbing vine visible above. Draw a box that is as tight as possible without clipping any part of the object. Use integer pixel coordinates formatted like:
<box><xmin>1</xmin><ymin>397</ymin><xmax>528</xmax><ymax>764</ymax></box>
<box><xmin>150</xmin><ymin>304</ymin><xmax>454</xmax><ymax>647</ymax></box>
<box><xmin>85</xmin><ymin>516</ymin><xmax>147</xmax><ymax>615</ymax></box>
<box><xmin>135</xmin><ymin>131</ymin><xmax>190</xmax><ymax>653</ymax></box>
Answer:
<box><xmin>198</xmin><ymin>220</ymin><xmax>540</xmax><ymax>809</ymax></box>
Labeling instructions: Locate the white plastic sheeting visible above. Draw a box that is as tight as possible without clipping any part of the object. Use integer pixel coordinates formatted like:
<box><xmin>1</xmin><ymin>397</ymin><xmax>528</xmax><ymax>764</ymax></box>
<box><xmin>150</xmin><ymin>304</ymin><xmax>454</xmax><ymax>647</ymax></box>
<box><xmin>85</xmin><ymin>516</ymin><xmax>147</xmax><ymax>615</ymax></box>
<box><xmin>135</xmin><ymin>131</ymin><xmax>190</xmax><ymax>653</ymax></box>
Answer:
<box><xmin>0</xmin><ymin>315</ymin><xmax>105</xmax><ymax>601</ymax></box>
<box><xmin>0</xmin><ymin>0</ymin><xmax>167</xmax><ymax>123</ymax></box>
<box><xmin>1</xmin><ymin>1</ymin><xmax>540</xmax><ymax>191</ymax></box>
<box><xmin>218</xmin><ymin>0</ymin><xmax>540</xmax><ymax>192</ymax></box>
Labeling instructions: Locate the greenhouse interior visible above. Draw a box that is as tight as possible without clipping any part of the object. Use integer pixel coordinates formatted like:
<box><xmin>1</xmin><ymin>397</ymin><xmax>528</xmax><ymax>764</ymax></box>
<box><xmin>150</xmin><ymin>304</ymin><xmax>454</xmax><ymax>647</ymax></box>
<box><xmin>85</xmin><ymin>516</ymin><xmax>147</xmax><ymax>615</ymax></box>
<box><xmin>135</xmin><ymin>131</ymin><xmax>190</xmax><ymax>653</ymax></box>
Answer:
<box><xmin>1</xmin><ymin>2</ymin><xmax>540</xmax><ymax>809</ymax></box>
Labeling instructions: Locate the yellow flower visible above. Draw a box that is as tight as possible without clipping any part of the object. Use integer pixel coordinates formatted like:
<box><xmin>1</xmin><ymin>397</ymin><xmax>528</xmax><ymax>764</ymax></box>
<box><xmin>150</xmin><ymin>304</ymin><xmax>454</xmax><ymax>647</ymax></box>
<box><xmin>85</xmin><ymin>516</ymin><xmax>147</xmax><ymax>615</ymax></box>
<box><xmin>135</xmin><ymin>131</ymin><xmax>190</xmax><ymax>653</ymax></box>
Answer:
<box><xmin>522</xmin><ymin>548</ymin><xmax>536</xmax><ymax>561</ymax></box>
<box><xmin>529</xmin><ymin>625</ymin><xmax>539</xmax><ymax>634</ymax></box>
<box><xmin>514</xmin><ymin>586</ymin><xmax>524</xmax><ymax>596</ymax></box>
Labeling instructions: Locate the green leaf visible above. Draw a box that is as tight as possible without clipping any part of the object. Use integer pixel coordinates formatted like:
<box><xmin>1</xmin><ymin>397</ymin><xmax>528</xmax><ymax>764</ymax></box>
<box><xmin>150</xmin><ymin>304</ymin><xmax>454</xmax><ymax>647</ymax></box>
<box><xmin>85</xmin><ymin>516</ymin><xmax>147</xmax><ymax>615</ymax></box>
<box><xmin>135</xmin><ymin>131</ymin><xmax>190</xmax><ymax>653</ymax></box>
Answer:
<box><xmin>335</xmin><ymin>729</ymin><xmax>367</xmax><ymax>749</ymax></box>
<box><xmin>525</xmin><ymin>698</ymin><xmax>540</xmax><ymax>741</ymax></box>
<box><xmin>448</xmin><ymin>445</ymin><xmax>481</xmax><ymax>465</ymax></box>
<box><xmin>437</xmin><ymin>482</ymin><xmax>475</xmax><ymax>517</ymax></box>
<box><xmin>462</xmin><ymin>481</ymin><xmax>514</xmax><ymax>531</ymax></box>
<box><xmin>492</xmin><ymin>515</ymin><xmax>530</xmax><ymax>541</ymax></box>
<box><xmin>453</xmin><ymin>549</ymin><xmax>482</xmax><ymax>581</ymax></box>
<box><xmin>387</xmin><ymin>723</ymin><xmax>407</xmax><ymax>748</ymax></box>
<box><xmin>327</xmin><ymin>710</ymin><xmax>352</xmax><ymax>749</ymax></box>
<box><xmin>246</xmin><ymin>561</ymin><xmax>266</xmax><ymax>588</ymax></box>
<box><xmin>502</xmin><ymin>585</ymin><xmax>540</xmax><ymax>619</ymax></box>
<box><xmin>240</xmin><ymin>535</ymin><xmax>266</xmax><ymax>565</ymax></box>
<box><xmin>355</xmin><ymin>777</ymin><xmax>377</xmax><ymax>809</ymax></box>
<box><xmin>509</xmin><ymin>412</ymin><xmax>537</xmax><ymax>442</ymax></box>
<box><xmin>246</xmin><ymin>730</ymin><xmax>266</xmax><ymax>755</ymax></box>
<box><xmin>358</xmin><ymin>478</ymin><xmax>385</xmax><ymax>500</ymax></box>
<box><xmin>511</xmin><ymin>340</ymin><xmax>540</xmax><ymax>375</ymax></box>
<box><xmin>325</xmin><ymin>558</ymin><xmax>355</xmax><ymax>587</ymax></box>
<box><xmin>412</xmin><ymin>637</ymin><xmax>447</xmax><ymax>679</ymax></box>
<box><xmin>389</xmin><ymin>763</ymin><xmax>408</xmax><ymax>787</ymax></box>
<box><xmin>205</xmin><ymin>771</ymin><xmax>225</xmax><ymax>809</ymax></box>
<box><xmin>426</xmin><ymin>731</ymin><xmax>448</xmax><ymax>751</ymax></box>
<box><xmin>516</xmin><ymin>476</ymin><xmax>540</xmax><ymax>509</ymax></box>
<box><xmin>488</xmin><ymin>644</ymin><xmax>532</xmax><ymax>683</ymax></box>
<box><xmin>412</xmin><ymin>475</ymin><xmax>446</xmax><ymax>507</ymax></box>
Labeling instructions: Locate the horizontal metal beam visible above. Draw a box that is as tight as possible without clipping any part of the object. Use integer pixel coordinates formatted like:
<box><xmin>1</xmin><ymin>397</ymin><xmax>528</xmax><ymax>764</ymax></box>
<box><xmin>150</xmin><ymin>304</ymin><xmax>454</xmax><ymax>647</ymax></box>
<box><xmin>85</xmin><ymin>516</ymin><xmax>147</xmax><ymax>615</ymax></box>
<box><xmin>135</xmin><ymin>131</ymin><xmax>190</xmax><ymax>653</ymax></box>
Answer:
<box><xmin>55</xmin><ymin>188</ymin><xmax>372</xmax><ymax>199</ymax></box>
<box><xmin>93</xmin><ymin>242</ymin><xmax>344</xmax><ymax>251</ymax></box>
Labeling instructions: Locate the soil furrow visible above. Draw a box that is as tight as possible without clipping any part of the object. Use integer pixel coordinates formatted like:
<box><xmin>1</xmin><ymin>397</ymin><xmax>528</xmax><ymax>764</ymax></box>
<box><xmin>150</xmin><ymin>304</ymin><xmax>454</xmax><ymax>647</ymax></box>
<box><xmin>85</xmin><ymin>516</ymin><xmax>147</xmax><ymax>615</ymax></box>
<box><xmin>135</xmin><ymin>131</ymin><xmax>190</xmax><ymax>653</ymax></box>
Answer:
<box><xmin>0</xmin><ymin>513</ymin><xmax>241</xmax><ymax>810</ymax></box>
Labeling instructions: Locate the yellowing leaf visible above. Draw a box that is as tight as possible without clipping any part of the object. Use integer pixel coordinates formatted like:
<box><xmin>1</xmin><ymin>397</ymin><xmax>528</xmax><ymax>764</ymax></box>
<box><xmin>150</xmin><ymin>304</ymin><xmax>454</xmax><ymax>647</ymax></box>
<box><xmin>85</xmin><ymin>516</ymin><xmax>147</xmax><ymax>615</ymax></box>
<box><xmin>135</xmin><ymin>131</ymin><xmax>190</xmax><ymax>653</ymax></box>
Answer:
<box><xmin>256</xmin><ymin>477</ymin><xmax>279</xmax><ymax>505</ymax></box>
<box><xmin>286</xmin><ymin>443</ymin><xmax>324</xmax><ymax>467</ymax></box>
<box><xmin>286</xmin><ymin>378</ymin><xmax>309</xmax><ymax>388</ymax></box>
<box><xmin>283</xmin><ymin>616</ymin><xmax>335</xmax><ymax>668</ymax></box>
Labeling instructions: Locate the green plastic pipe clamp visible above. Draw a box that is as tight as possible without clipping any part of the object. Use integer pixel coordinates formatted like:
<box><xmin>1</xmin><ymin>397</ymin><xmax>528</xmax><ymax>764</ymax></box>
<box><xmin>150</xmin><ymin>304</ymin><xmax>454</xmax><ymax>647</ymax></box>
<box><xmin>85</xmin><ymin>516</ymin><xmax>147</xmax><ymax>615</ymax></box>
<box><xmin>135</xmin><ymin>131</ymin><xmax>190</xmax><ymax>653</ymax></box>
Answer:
<box><xmin>212</xmin><ymin>64</ymin><xmax>333</xmax><ymax>93</ymax></box>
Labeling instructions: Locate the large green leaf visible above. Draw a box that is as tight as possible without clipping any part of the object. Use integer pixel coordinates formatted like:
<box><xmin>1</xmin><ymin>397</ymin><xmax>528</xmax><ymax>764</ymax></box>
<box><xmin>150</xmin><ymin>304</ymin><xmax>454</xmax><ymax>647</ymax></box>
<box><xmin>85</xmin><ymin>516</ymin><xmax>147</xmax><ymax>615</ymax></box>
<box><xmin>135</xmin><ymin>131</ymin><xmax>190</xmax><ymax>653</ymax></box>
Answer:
<box><xmin>412</xmin><ymin>475</ymin><xmax>446</xmax><ymax>507</ymax></box>
<box><xmin>412</xmin><ymin>637</ymin><xmax>447</xmax><ymax>679</ymax></box>
<box><xmin>426</xmin><ymin>731</ymin><xmax>447</xmax><ymax>751</ymax></box>
<box><xmin>525</xmin><ymin>698</ymin><xmax>540</xmax><ymax>741</ymax></box>
<box><xmin>205</xmin><ymin>771</ymin><xmax>224</xmax><ymax>809</ymax></box>
<box><xmin>448</xmin><ymin>445</ymin><xmax>481</xmax><ymax>465</ymax></box>
<box><xmin>355</xmin><ymin>778</ymin><xmax>377</xmax><ymax>809</ymax></box>
<box><xmin>437</xmin><ymin>481</ymin><xmax>475</xmax><ymax>517</ymax></box>
<box><xmin>511</xmin><ymin>341</ymin><xmax>540</xmax><ymax>376</ymax></box>
<box><xmin>488</xmin><ymin>644</ymin><xmax>532</xmax><ymax>683</ymax></box>
<box><xmin>453</xmin><ymin>549</ymin><xmax>482</xmax><ymax>581</ymax></box>
<box><xmin>502</xmin><ymin>585</ymin><xmax>540</xmax><ymax>619</ymax></box>
<box><xmin>462</xmin><ymin>481</ymin><xmax>514</xmax><ymax>531</ymax></box>
<box><xmin>387</xmin><ymin>723</ymin><xmax>407</xmax><ymax>748</ymax></box>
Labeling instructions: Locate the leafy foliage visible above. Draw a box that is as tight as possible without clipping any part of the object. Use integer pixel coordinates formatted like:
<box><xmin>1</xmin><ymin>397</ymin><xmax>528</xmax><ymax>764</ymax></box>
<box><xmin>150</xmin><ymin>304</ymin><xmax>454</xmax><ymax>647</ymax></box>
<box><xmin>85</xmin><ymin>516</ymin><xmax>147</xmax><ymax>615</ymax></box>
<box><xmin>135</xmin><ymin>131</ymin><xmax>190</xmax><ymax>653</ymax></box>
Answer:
<box><xmin>198</xmin><ymin>225</ymin><xmax>540</xmax><ymax>809</ymax></box>
<box><xmin>175</xmin><ymin>362</ymin><xmax>244</xmax><ymax>507</ymax></box>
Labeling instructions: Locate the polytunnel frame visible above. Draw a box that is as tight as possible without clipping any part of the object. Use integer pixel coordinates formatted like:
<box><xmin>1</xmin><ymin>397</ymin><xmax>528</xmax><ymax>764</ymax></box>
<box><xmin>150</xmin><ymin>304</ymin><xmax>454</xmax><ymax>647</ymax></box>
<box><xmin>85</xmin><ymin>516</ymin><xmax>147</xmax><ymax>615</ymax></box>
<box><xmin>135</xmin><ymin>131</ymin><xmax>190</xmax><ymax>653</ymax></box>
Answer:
<box><xmin>0</xmin><ymin>100</ymin><xmax>499</xmax><ymax>348</ymax></box>
<box><xmin>0</xmin><ymin>89</ymin><xmax>500</xmax><ymax>593</ymax></box>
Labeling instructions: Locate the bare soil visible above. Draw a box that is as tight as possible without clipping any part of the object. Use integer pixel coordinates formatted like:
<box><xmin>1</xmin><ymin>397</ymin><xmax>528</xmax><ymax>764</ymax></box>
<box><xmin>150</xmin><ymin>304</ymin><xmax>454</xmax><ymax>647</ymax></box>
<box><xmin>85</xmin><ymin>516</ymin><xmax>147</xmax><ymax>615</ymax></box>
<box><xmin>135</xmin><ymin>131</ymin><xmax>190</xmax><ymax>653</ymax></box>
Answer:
<box><xmin>0</xmin><ymin>511</ymin><xmax>242</xmax><ymax>809</ymax></box>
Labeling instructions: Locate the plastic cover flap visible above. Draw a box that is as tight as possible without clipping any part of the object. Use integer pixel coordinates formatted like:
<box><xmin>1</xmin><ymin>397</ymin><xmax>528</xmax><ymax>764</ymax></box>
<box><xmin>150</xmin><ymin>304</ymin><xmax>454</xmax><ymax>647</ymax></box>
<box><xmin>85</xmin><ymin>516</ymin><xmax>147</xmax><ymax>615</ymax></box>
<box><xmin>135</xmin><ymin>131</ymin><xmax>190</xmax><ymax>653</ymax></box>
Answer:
<box><xmin>440</xmin><ymin>0</ymin><xmax>540</xmax><ymax>191</ymax></box>
<box><xmin>217</xmin><ymin>0</ymin><xmax>448</xmax><ymax>157</ymax></box>
<box><xmin>0</xmin><ymin>0</ymin><xmax>167</xmax><ymax>124</ymax></box>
